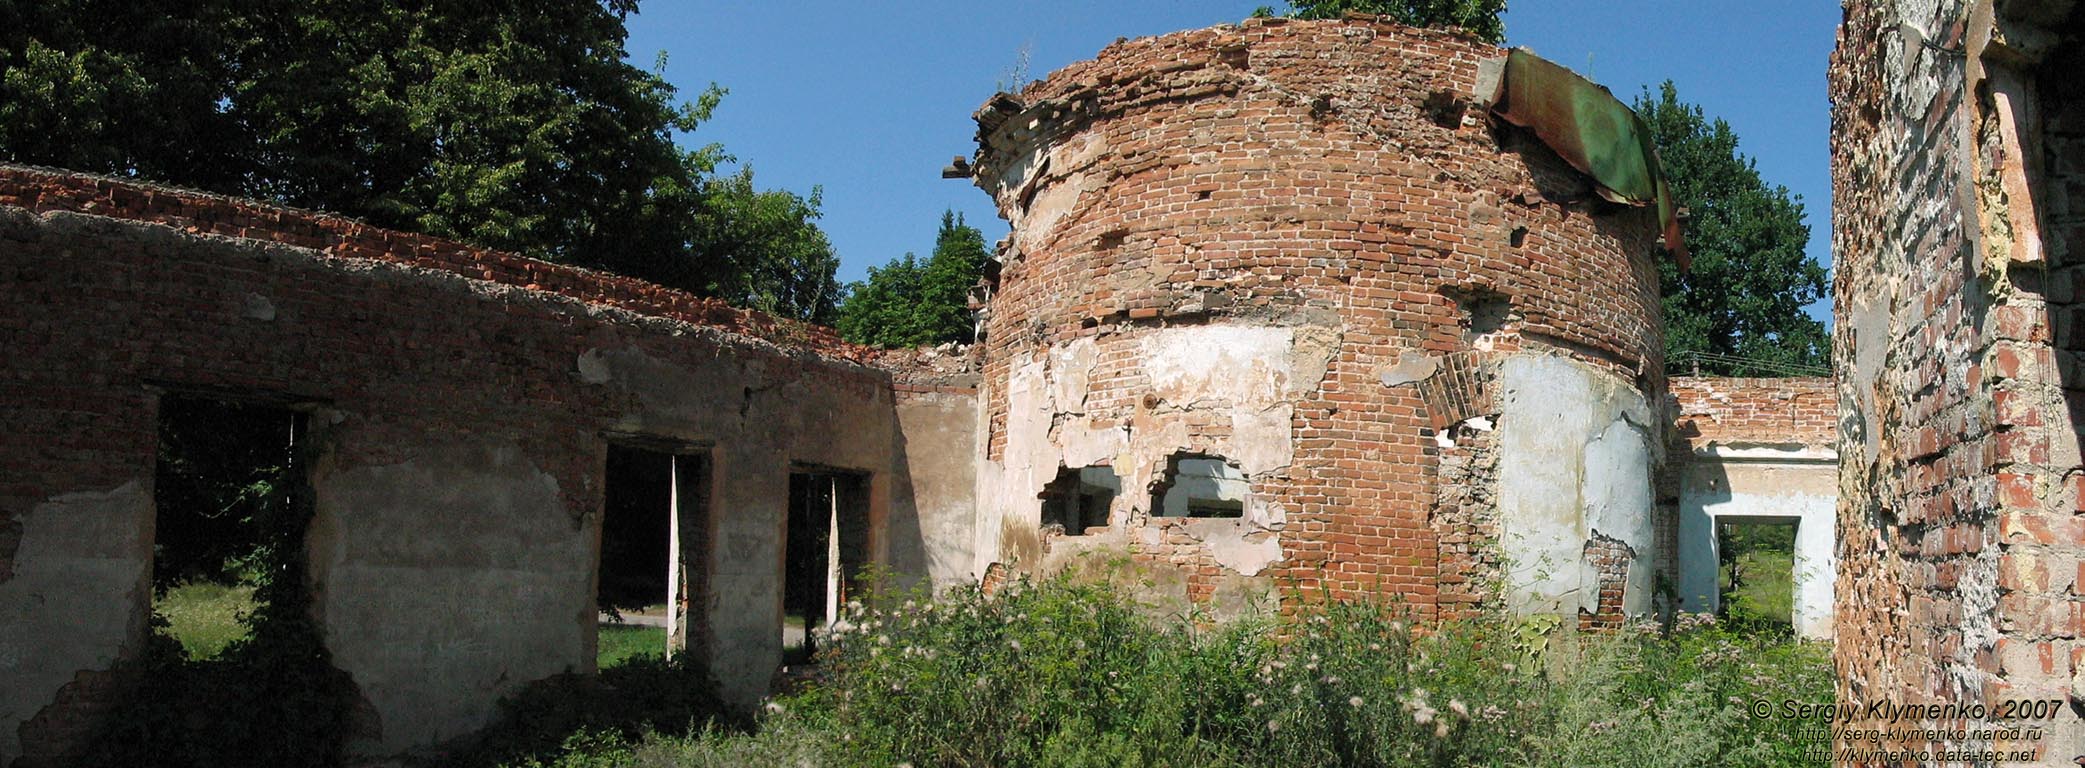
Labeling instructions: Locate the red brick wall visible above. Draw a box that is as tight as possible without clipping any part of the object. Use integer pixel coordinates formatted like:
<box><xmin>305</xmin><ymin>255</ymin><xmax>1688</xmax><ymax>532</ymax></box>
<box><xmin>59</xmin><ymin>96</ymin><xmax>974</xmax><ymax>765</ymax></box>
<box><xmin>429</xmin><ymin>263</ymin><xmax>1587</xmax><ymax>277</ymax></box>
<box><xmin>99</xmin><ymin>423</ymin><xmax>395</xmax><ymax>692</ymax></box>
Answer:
<box><xmin>969</xmin><ymin>18</ymin><xmax>1665</xmax><ymax>615</ymax></box>
<box><xmin>1670</xmin><ymin>376</ymin><xmax>1835</xmax><ymax>448</ymax></box>
<box><xmin>1832</xmin><ymin>0</ymin><xmax>2085</xmax><ymax>757</ymax></box>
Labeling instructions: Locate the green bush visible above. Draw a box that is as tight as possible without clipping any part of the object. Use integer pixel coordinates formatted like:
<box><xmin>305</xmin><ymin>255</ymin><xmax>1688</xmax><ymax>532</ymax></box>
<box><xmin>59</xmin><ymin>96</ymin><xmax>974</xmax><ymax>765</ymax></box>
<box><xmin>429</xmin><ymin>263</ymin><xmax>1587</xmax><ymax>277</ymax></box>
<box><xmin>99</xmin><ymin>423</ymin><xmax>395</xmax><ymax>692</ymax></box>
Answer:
<box><xmin>788</xmin><ymin>578</ymin><xmax>1824</xmax><ymax>767</ymax></box>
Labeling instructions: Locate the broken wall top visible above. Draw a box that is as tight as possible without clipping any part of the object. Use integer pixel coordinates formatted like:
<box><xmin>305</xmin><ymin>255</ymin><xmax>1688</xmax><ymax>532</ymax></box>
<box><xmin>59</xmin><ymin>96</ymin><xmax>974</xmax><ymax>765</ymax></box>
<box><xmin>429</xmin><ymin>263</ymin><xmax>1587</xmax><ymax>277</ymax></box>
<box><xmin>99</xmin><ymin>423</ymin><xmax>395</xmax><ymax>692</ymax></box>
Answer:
<box><xmin>968</xmin><ymin>16</ymin><xmax>1685</xmax><ymax>264</ymax></box>
<box><xmin>1670</xmin><ymin>376</ymin><xmax>1836</xmax><ymax>450</ymax></box>
<box><xmin>0</xmin><ymin>163</ymin><xmax>879</xmax><ymax>368</ymax></box>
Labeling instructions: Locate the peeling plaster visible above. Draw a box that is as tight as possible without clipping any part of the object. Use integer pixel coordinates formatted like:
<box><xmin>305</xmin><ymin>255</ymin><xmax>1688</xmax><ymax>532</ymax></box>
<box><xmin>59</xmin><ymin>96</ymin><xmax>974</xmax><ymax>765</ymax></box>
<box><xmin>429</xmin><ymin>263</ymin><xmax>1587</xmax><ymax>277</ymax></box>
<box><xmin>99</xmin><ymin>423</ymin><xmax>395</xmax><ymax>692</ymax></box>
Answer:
<box><xmin>1379</xmin><ymin>350</ymin><xmax>1441</xmax><ymax>386</ymax></box>
<box><xmin>311</xmin><ymin>442</ymin><xmax>586</xmax><ymax>753</ymax></box>
<box><xmin>980</xmin><ymin>324</ymin><xmax>1333</xmax><ymax>578</ymax></box>
<box><xmin>0</xmin><ymin>481</ymin><xmax>153</xmax><ymax>764</ymax></box>
<box><xmin>1493</xmin><ymin>355</ymin><xmax>1657</xmax><ymax>618</ymax></box>
<box><xmin>1206</xmin><ymin>529</ymin><xmax>1284</xmax><ymax>577</ymax></box>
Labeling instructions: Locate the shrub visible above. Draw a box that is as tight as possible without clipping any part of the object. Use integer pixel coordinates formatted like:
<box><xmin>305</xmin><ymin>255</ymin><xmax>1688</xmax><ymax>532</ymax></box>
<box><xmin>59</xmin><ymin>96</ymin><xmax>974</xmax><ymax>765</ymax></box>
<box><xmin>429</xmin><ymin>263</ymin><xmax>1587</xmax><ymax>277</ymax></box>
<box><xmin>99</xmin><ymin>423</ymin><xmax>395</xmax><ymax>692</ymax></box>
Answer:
<box><xmin>455</xmin><ymin>655</ymin><xmax>741</xmax><ymax>768</ymax></box>
<box><xmin>789</xmin><ymin>577</ymin><xmax>1830</xmax><ymax>768</ymax></box>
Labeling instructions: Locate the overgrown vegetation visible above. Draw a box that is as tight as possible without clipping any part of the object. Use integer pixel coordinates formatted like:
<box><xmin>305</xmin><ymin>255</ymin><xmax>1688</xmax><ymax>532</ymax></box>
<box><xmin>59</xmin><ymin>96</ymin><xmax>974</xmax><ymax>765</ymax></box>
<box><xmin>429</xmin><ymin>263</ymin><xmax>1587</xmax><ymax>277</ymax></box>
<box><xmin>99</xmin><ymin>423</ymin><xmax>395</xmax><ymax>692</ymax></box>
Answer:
<box><xmin>1253</xmin><ymin>0</ymin><xmax>1508</xmax><ymax>43</ymax></box>
<box><xmin>598</xmin><ymin>624</ymin><xmax>669</xmax><ymax>670</ymax></box>
<box><xmin>509</xmin><ymin>576</ymin><xmax>1832</xmax><ymax>767</ymax></box>
<box><xmin>455</xmin><ymin>655</ymin><xmax>737</xmax><ymax>768</ymax></box>
<box><xmin>156</xmin><ymin>582</ymin><xmax>256</xmax><ymax>659</ymax></box>
<box><xmin>1720</xmin><ymin>522</ymin><xmax>1799</xmax><ymax>635</ymax></box>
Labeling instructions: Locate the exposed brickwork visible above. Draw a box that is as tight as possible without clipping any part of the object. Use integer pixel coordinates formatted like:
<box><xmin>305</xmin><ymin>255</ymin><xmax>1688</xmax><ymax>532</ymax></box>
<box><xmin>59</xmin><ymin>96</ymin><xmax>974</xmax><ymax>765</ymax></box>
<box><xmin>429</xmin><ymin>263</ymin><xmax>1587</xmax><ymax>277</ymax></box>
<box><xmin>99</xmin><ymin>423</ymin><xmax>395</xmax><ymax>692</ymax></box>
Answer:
<box><xmin>1416</xmin><ymin>351</ymin><xmax>1500</xmax><ymax>431</ymax></box>
<box><xmin>1579</xmin><ymin>532</ymin><xmax>1636</xmax><ymax>632</ymax></box>
<box><xmin>1431</xmin><ymin>425</ymin><xmax>1501</xmax><ymax>617</ymax></box>
<box><xmin>13</xmin><ymin>670</ymin><xmax>124</xmax><ymax>768</ymax></box>
<box><xmin>969</xmin><ymin>18</ymin><xmax>1666</xmax><ymax>617</ymax></box>
<box><xmin>1832</xmin><ymin>0</ymin><xmax>2085</xmax><ymax>760</ymax></box>
<box><xmin>1670</xmin><ymin>376</ymin><xmax>1835</xmax><ymax>448</ymax></box>
<box><xmin>871</xmin><ymin>344</ymin><xmax>983</xmax><ymax>396</ymax></box>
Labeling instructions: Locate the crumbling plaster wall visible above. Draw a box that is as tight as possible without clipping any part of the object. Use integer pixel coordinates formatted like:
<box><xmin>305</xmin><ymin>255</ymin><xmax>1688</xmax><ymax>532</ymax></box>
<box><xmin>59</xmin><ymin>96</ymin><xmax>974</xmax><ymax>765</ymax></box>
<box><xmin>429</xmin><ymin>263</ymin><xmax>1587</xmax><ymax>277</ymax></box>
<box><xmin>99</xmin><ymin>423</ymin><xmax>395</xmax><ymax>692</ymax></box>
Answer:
<box><xmin>1494</xmin><ymin>355</ymin><xmax>1658</xmax><ymax>623</ymax></box>
<box><xmin>0</xmin><ymin>167</ymin><xmax>958</xmax><ymax>764</ymax></box>
<box><xmin>1832</xmin><ymin>0</ymin><xmax>2084</xmax><ymax>759</ymax></box>
<box><xmin>874</xmin><ymin>346</ymin><xmax>984</xmax><ymax>592</ymax></box>
<box><xmin>965</xmin><ymin>18</ymin><xmax>1668</xmax><ymax>619</ymax></box>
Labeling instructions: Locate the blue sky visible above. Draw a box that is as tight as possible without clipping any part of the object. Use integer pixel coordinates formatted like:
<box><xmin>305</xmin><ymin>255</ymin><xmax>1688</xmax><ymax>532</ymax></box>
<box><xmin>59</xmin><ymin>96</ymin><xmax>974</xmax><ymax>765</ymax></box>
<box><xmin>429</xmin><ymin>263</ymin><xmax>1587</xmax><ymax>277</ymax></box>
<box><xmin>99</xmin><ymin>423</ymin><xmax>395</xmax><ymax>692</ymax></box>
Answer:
<box><xmin>624</xmin><ymin>1</ymin><xmax>1841</xmax><ymax>312</ymax></box>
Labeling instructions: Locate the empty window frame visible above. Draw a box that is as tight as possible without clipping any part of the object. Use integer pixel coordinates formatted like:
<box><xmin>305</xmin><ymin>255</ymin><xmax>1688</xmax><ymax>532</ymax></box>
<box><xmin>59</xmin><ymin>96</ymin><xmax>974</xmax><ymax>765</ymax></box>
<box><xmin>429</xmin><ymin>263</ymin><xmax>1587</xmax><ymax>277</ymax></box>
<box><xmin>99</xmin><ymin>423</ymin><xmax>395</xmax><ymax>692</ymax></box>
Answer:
<box><xmin>1040</xmin><ymin>465</ymin><xmax>1120</xmax><ymax>535</ymax></box>
<box><xmin>598</xmin><ymin>443</ymin><xmax>710</xmax><ymax>667</ymax></box>
<box><xmin>1153</xmin><ymin>454</ymin><xmax>1248</xmax><ymax>519</ymax></box>
<box><xmin>783</xmin><ymin>468</ymin><xmax>869</xmax><ymax>664</ymax></box>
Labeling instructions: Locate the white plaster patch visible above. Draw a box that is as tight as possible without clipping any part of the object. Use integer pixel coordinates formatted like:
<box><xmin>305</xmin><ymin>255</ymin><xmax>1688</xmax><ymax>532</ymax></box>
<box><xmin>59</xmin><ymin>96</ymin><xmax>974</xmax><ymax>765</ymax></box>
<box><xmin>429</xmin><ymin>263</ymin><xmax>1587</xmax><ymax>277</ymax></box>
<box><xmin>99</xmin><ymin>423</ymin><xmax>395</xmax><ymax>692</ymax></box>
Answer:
<box><xmin>1493</xmin><ymin>355</ymin><xmax>1656</xmax><ymax>618</ymax></box>
<box><xmin>1048</xmin><ymin>337</ymin><xmax>1098</xmax><ymax>414</ymax></box>
<box><xmin>1227</xmin><ymin>405</ymin><xmax>1295</xmax><ymax>474</ymax></box>
<box><xmin>1208</xmin><ymin>530</ymin><xmax>1284</xmax><ymax>577</ymax></box>
<box><xmin>576</xmin><ymin>348</ymin><xmax>613</xmax><ymax>384</ymax></box>
<box><xmin>0</xmin><ymin>480</ymin><xmax>153</xmax><ymax>763</ymax></box>
<box><xmin>1140</xmin><ymin>326</ymin><xmax>1297</xmax><ymax>410</ymax></box>
<box><xmin>1058</xmin><ymin>419</ymin><xmax>1128</xmax><ymax>468</ymax></box>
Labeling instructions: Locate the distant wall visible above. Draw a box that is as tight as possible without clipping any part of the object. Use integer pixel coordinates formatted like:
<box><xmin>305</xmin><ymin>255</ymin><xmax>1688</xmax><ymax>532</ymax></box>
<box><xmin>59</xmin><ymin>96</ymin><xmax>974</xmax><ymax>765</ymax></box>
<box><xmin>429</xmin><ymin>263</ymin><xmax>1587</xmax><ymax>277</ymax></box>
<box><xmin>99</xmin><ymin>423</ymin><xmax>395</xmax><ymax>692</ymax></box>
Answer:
<box><xmin>1665</xmin><ymin>376</ymin><xmax>1836</xmax><ymax>639</ymax></box>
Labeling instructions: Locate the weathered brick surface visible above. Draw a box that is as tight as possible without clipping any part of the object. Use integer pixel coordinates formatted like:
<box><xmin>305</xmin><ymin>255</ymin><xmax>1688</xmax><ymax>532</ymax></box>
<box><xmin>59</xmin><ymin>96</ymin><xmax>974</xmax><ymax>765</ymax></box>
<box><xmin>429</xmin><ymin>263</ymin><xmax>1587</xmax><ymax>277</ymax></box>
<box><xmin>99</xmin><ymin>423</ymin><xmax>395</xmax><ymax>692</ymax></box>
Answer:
<box><xmin>969</xmin><ymin>18</ymin><xmax>1665</xmax><ymax>618</ymax></box>
<box><xmin>1832</xmin><ymin>0</ymin><xmax>2085</xmax><ymax>760</ymax></box>
<box><xmin>1670</xmin><ymin>376</ymin><xmax>1835</xmax><ymax>448</ymax></box>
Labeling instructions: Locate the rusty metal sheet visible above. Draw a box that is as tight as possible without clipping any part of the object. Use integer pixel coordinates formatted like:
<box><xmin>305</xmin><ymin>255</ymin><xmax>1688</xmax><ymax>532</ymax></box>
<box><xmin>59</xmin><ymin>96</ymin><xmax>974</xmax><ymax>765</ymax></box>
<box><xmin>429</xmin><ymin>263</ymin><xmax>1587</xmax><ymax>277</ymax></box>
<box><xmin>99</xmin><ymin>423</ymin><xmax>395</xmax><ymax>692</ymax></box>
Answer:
<box><xmin>1490</xmin><ymin>48</ymin><xmax>1690</xmax><ymax>267</ymax></box>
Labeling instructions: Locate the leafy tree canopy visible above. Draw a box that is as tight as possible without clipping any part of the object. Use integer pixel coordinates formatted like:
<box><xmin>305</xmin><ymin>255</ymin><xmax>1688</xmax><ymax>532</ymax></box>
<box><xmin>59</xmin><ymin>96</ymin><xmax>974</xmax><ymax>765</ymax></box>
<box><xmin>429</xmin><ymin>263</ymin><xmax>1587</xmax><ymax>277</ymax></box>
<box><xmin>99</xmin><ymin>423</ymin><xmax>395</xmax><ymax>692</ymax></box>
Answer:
<box><xmin>1255</xmin><ymin>0</ymin><xmax>1507</xmax><ymax>44</ymax></box>
<box><xmin>838</xmin><ymin>211</ymin><xmax>991</xmax><ymax>348</ymax></box>
<box><xmin>1637</xmin><ymin>82</ymin><xmax>1828</xmax><ymax>376</ymax></box>
<box><xmin>0</xmin><ymin>0</ymin><xmax>839</xmax><ymax>322</ymax></box>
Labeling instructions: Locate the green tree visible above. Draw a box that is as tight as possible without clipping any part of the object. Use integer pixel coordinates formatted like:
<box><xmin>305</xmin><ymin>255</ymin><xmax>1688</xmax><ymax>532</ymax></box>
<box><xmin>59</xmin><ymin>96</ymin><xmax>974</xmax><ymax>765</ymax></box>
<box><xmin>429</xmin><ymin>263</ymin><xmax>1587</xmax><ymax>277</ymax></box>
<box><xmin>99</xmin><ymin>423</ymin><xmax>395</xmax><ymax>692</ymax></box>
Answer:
<box><xmin>1636</xmin><ymin>82</ymin><xmax>1828</xmax><ymax>376</ymax></box>
<box><xmin>838</xmin><ymin>211</ymin><xmax>991</xmax><ymax>348</ymax></box>
<box><xmin>0</xmin><ymin>0</ymin><xmax>838</xmax><ymax>322</ymax></box>
<box><xmin>694</xmin><ymin>168</ymin><xmax>842</xmax><ymax>325</ymax></box>
<box><xmin>1256</xmin><ymin>0</ymin><xmax>1507</xmax><ymax>43</ymax></box>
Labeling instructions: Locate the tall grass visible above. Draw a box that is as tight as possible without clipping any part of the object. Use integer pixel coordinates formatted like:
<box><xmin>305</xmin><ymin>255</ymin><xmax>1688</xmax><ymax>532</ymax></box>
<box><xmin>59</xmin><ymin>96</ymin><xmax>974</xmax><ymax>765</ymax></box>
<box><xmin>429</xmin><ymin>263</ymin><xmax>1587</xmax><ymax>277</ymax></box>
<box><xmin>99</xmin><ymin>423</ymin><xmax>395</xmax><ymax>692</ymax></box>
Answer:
<box><xmin>509</xmin><ymin>575</ymin><xmax>1832</xmax><ymax>768</ymax></box>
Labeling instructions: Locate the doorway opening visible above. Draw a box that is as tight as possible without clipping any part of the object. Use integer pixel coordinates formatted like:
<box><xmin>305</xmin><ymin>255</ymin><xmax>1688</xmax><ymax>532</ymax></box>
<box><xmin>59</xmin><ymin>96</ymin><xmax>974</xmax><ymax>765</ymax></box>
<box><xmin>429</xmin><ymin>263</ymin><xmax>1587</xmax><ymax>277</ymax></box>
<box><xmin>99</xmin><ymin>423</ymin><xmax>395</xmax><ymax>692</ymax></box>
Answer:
<box><xmin>783</xmin><ymin>468</ymin><xmax>870</xmax><ymax>665</ymax></box>
<box><xmin>597</xmin><ymin>443</ymin><xmax>709</xmax><ymax>669</ymax></box>
<box><xmin>1716</xmin><ymin>519</ymin><xmax>1796</xmax><ymax>636</ymax></box>
<box><xmin>152</xmin><ymin>395</ymin><xmax>308</xmax><ymax>659</ymax></box>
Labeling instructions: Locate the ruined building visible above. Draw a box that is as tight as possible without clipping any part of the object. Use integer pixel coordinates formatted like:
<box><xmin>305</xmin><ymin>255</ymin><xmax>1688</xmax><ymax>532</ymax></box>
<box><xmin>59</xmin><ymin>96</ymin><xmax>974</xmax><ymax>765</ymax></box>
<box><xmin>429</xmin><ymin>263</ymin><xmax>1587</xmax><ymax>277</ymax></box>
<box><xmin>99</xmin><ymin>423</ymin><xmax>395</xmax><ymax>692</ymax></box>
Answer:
<box><xmin>963</xmin><ymin>18</ymin><xmax>1680</xmax><ymax>625</ymax></box>
<box><xmin>1831</xmin><ymin>0</ymin><xmax>2085</xmax><ymax>758</ymax></box>
<box><xmin>0</xmin><ymin>15</ymin><xmax>1837</xmax><ymax>765</ymax></box>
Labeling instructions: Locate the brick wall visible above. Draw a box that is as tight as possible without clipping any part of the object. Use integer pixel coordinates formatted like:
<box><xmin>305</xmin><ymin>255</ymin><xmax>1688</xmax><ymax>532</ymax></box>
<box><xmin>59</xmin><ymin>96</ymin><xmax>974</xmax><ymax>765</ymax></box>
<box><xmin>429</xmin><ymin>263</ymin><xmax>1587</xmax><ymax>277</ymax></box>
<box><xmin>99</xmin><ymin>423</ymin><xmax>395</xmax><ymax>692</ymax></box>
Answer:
<box><xmin>1832</xmin><ymin>0</ymin><xmax>2085</xmax><ymax>760</ymax></box>
<box><xmin>966</xmin><ymin>18</ymin><xmax>1666</xmax><ymax>620</ymax></box>
<box><xmin>0</xmin><ymin>165</ymin><xmax>917</xmax><ymax>761</ymax></box>
<box><xmin>1670</xmin><ymin>376</ymin><xmax>1836</xmax><ymax>448</ymax></box>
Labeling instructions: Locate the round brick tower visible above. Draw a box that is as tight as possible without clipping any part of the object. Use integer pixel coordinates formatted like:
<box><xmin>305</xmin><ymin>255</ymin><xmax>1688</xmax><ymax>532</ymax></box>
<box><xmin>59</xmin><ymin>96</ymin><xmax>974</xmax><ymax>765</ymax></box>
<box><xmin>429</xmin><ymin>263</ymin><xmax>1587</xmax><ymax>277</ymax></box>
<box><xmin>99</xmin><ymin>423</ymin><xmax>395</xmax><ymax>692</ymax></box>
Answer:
<box><xmin>965</xmin><ymin>17</ymin><xmax>1668</xmax><ymax>624</ymax></box>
